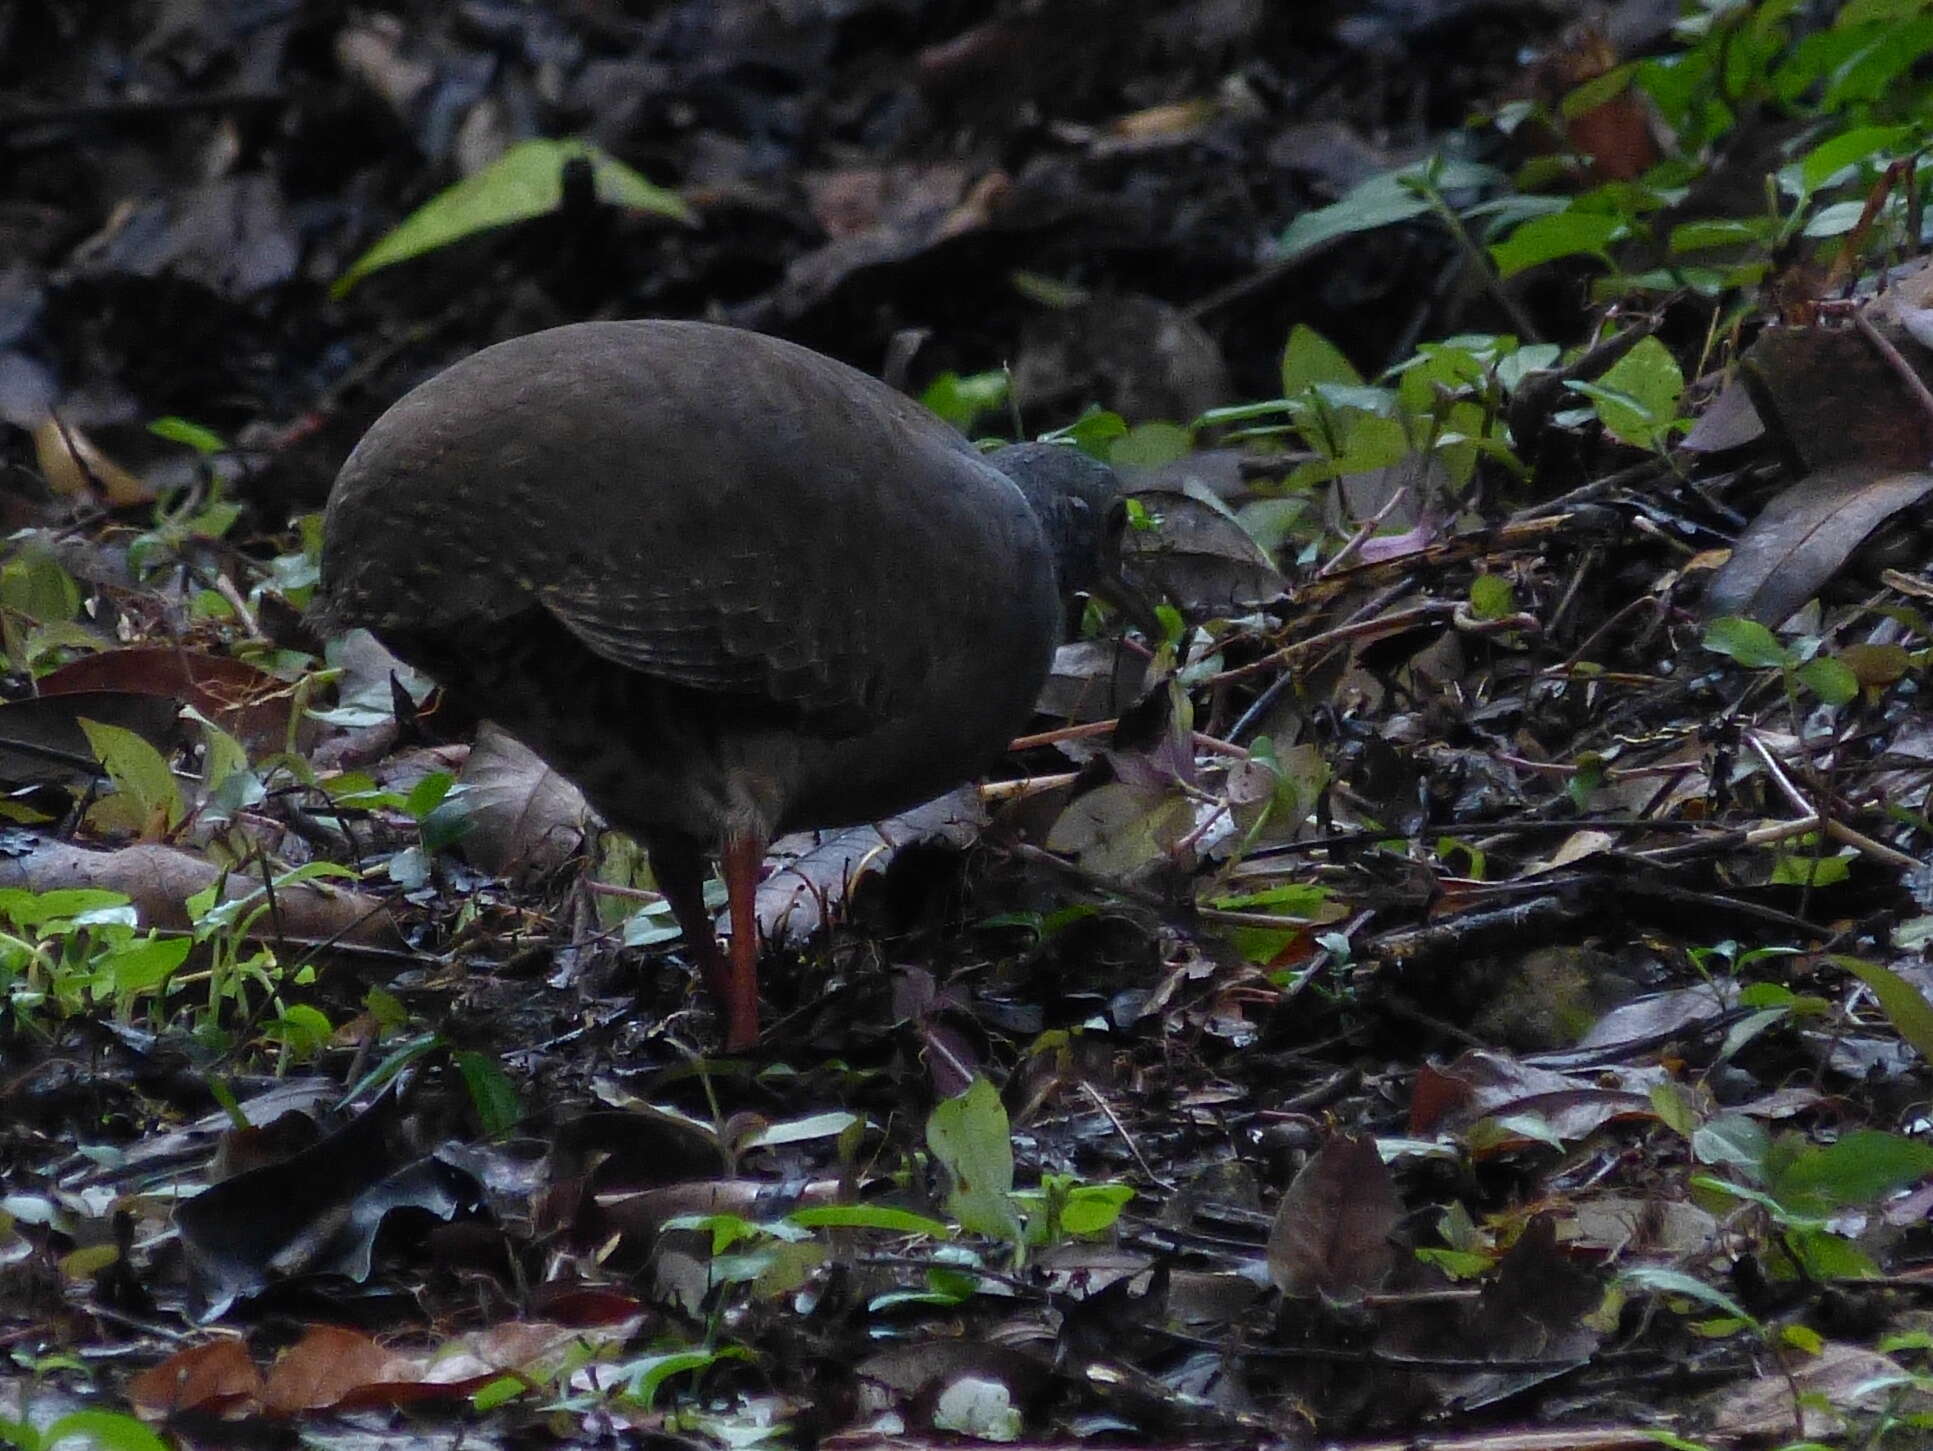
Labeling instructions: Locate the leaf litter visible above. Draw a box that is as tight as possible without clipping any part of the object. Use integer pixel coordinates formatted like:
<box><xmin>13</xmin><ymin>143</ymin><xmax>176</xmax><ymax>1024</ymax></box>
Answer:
<box><xmin>8</xmin><ymin>3</ymin><xmax>1933</xmax><ymax>1449</ymax></box>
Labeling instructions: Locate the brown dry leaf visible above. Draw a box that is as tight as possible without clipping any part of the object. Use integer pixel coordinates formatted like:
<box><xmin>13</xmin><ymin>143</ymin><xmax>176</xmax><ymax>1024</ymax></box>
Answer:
<box><xmin>0</xmin><ymin>691</ymin><xmax>183</xmax><ymax>788</ymax></box>
<box><xmin>1703</xmin><ymin>464</ymin><xmax>1933</xmax><ymax>624</ymax></box>
<box><xmin>1743</xmin><ymin>314</ymin><xmax>1933</xmax><ymax>472</ymax></box>
<box><xmin>261</xmin><ymin>1325</ymin><xmax>421</xmax><ymax>1415</ymax></box>
<box><xmin>1707</xmin><ymin>1340</ymin><xmax>1922</xmax><ymax>1440</ymax></box>
<box><xmin>1567</xmin><ymin>1196</ymin><xmax>1718</xmax><ymax>1258</ymax></box>
<box><xmin>1045</xmin><ymin>780</ymin><xmax>1195</xmax><ymax>882</ymax></box>
<box><xmin>422</xmin><ymin>1319</ymin><xmax>640</xmax><ymax>1389</ymax></box>
<box><xmin>39</xmin><ymin>647</ymin><xmax>314</xmax><ymax>754</ymax></box>
<box><xmin>456</xmin><ymin>721</ymin><xmax>588</xmax><ymax>879</ymax></box>
<box><xmin>128</xmin><ymin>1338</ymin><xmax>265</xmax><ymax>1416</ymax></box>
<box><xmin>1680</xmin><ymin>372</ymin><xmax>1765</xmax><ymax>453</ymax></box>
<box><xmin>1037</xmin><ymin>639</ymin><xmax>1149</xmax><ymax>723</ymax></box>
<box><xmin>1117</xmin><ymin>474</ymin><xmax>1287</xmax><ymax>615</ymax></box>
<box><xmin>1575</xmin><ymin>983</ymin><xmax>1737</xmax><ymax>1051</ymax></box>
<box><xmin>1265</xmin><ymin>1133</ymin><xmax>1400</xmax><ymax>1302</ymax></box>
<box><xmin>754</xmin><ymin>786</ymin><xmax>984</xmax><ymax>946</ymax></box>
<box><xmin>1419</xmin><ymin>1216</ymin><xmax>1602</xmax><ymax>1409</ymax></box>
<box><xmin>1411</xmin><ymin>1050</ymin><xmax>1664</xmax><ymax>1138</ymax></box>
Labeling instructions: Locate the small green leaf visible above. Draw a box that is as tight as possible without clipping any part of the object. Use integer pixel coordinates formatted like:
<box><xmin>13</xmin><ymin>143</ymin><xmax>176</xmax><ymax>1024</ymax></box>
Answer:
<box><xmin>453</xmin><ymin>1050</ymin><xmax>521</xmax><ymax>1136</ymax></box>
<box><xmin>1568</xmin><ymin>336</ymin><xmax>1683</xmax><ymax>449</ymax></box>
<box><xmin>1621</xmin><ymin>1265</ymin><xmax>1758</xmax><ymax>1329</ymax></box>
<box><xmin>41</xmin><ymin>1410</ymin><xmax>171</xmax><ymax>1451</ymax></box>
<box><xmin>148</xmin><ymin>416</ymin><xmax>227</xmax><ymax>454</ymax></box>
<box><xmin>1770</xmin><ymin>1129</ymin><xmax>1933</xmax><ymax>1213</ymax></box>
<box><xmin>1059</xmin><ymin>1182</ymin><xmax>1134</xmax><ymax>1235</ymax></box>
<box><xmin>1836</xmin><ymin>957</ymin><xmax>1933</xmax><ymax>1062</ymax></box>
<box><xmin>1275</xmin><ymin>157</ymin><xmax>1503</xmax><ymax>261</ymax></box>
<box><xmin>264</xmin><ymin>1004</ymin><xmax>334</xmax><ymax>1059</ymax></box>
<box><xmin>920</xmin><ymin>370</ymin><xmax>1008</xmax><ymax>433</ymax></box>
<box><xmin>334</xmin><ymin>138</ymin><xmax>692</xmax><ymax>296</ymax></box>
<box><xmin>1280</xmin><ymin>324</ymin><xmax>1363</xmax><ymax>397</ymax></box>
<box><xmin>927</xmin><ymin>1077</ymin><xmax>1023</xmax><ymax>1246</ymax></box>
<box><xmin>1490</xmin><ymin>210</ymin><xmax>1627</xmax><ymax>277</ymax></box>
<box><xmin>1702</xmin><ymin>617</ymin><xmax>1792</xmax><ymax>669</ymax></box>
<box><xmin>78</xmin><ymin>719</ymin><xmax>184</xmax><ymax>832</ymax></box>
<box><xmin>1467</xmin><ymin>574</ymin><xmax>1515</xmax><ymax>621</ymax></box>
<box><xmin>1796</xmin><ymin>655</ymin><xmax>1858</xmax><ymax>706</ymax></box>
<box><xmin>1108</xmin><ymin>421</ymin><xmax>1193</xmax><ymax>469</ymax></box>
<box><xmin>788</xmin><ymin>1205</ymin><xmax>952</xmax><ymax>1238</ymax></box>
<box><xmin>1770</xmin><ymin>852</ymin><xmax>1850</xmax><ymax>887</ymax></box>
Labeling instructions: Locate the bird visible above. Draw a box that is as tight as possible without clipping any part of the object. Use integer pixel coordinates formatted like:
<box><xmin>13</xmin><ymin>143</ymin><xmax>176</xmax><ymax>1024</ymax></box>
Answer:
<box><xmin>317</xmin><ymin>319</ymin><xmax>1138</xmax><ymax>1051</ymax></box>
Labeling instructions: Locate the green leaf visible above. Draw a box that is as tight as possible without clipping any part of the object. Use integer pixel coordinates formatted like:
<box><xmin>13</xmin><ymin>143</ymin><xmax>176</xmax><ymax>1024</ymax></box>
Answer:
<box><xmin>927</xmin><ymin>1077</ymin><xmax>1023</xmax><ymax>1246</ymax></box>
<box><xmin>920</xmin><ymin>370</ymin><xmax>1008</xmax><ymax>433</ymax></box>
<box><xmin>78</xmin><ymin>719</ymin><xmax>184</xmax><ymax>832</ymax></box>
<box><xmin>453</xmin><ymin>1049</ymin><xmax>521</xmax><ymax>1136</ymax></box>
<box><xmin>1692</xmin><ymin>1116</ymin><xmax>1771</xmax><ymax>1178</ymax></box>
<box><xmin>1046</xmin><ymin>408</ymin><xmax>1130</xmax><ymax>458</ymax></box>
<box><xmin>1796</xmin><ymin>656</ymin><xmax>1858</xmax><ymax>706</ymax></box>
<box><xmin>1467</xmin><ymin>574</ymin><xmax>1515</xmax><ymax>621</ymax></box>
<box><xmin>738</xmin><ymin>1110</ymin><xmax>857</xmax><ymax>1148</ymax></box>
<box><xmin>1280</xmin><ymin>324</ymin><xmax>1363</xmax><ymax>396</ymax></box>
<box><xmin>1836</xmin><ymin>957</ymin><xmax>1933</xmax><ymax>1062</ymax></box>
<box><xmin>1059</xmin><ymin>1182</ymin><xmax>1134</xmax><ymax>1235</ymax></box>
<box><xmin>334</xmin><ymin>138</ymin><xmax>692</xmax><ymax>296</ymax></box>
<box><xmin>1275</xmin><ymin>157</ymin><xmax>1503</xmax><ymax>261</ymax></box>
<box><xmin>40</xmin><ymin>1411</ymin><xmax>171</xmax><ymax>1451</ymax></box>
<box><xmin>148</xmin><ymin>416</ymin><xmax>226</xmax><ymax>454</ymax></box>
<box><xmin>1568</xmin><ymin>335</ymin><xmax>1683</xmax><ymax>449</ymax></box>
<box><xmin>1770</xmin><ymin>1130</ymin><xmax>1933</xmax><ymax>1213</ymax></box>
<box><xmin>1108</xmin><ymin>421</ymin><xmax>1194</xmax><ymax>469</ymax></box>
<box><xmin>1277</xmin><ymin>174</ymin><xmax>1435</xmax><ymax>260</ymax></box>
<box><xmin>0</xmin><ymin>548</ymin><xmax>81</xmax><ymax>630</ymax></box>
<box><xmin>788</xmin><ymin>1204</ymin><xmax>952</xmax><ymax>1238</ymax></box>
<box><xmin>1490</xmin><ymin>209</ymin><xmax>1627</xmax><ymax>278</ymax></box>
<box><xmin>1621</xmin><ymin>1266</ymin><xmax>1758</xmax><ymax>1329</ymax></box>
<box><xmin>1702</xmin><ymin>617</ymin><xmax>1792</xmax><ymax>669</ymax></box>
<box><xmin>1669</xmin><ymin>217</ymin><xmax>1772</xmax><ymax>253</ymax></box>
<box><xmin>1770</xmin><ymin>852</ymin><xmax>1850</xmax><ymax>888</ymax></box>
<box><xmin>264</xmin><ymin>1004</ymin><xmax>334</xmax><ymax>1058</ymax></box>
<box><xmin>1797</xmin><ymin>123</ymin><xmax>1911</xmax><ymax>193</ymax></box>
<box><xmin>620</xmin><ymin>1347</ymin><xmax>749</xmax><ymax>1407</ymax></box>
<box><xmin>98</xmin><ymin>936</ymin><xmax>191</xmax><ymax>999</ymax></box>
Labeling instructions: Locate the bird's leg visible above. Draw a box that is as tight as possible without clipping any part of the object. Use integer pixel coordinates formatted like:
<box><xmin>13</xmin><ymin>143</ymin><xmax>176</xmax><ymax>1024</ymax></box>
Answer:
<box><xmin>647</xmin><ymin>841</ymin><xmax>738</xmax><ymax>1036</ymax></box>
<box><xmin>719</xmin><ymin>832</ymin><xmax>766</xmax><ymax>1052</ymax></box>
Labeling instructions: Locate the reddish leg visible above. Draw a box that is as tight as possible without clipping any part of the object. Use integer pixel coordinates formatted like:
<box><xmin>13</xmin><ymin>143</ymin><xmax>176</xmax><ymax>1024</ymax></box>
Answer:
<box><xmin>648</xmin><ymin>842</ymin><xmax>737</xmax><ymax>1032</ymax></box>
<box><xmin>719</xmin><ymin>832</ymin><xmax>766</xmax><ymax>1051</ymax></box>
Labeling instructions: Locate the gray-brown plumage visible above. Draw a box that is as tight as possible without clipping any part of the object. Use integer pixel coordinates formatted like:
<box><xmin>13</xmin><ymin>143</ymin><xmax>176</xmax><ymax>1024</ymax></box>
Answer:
<box><xmin>319</xmin><ymin>319</ymin><xmax>1125</xmax><ymax>1049</ymax></box>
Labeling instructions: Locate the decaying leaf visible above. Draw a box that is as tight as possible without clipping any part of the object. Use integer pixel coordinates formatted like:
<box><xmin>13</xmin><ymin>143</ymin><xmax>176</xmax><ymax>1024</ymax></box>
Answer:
<box><xmin>1266</xmin><ymin>1133</ymin><xmax>1400</xmax><ymax>1302</ymax></box>
<box><xmin>1703</xmin><ymin>464</ymin><xmax>1933</xmax><ymax>623</ymax></box>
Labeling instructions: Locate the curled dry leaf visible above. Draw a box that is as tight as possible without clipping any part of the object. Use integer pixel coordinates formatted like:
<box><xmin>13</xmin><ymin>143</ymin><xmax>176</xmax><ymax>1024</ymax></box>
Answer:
<box><xmin>1702</xmin><ymin>465</ymin><xmax>1933</xmax><ymax>624</ymax></box>
<box><xmin>456</xmin><ymin>720</ymin><xmax>588</xmax><ymax>879</ymax></box>
<box><xmin>752</xmin><ymin>786</ymin><xmax>985</xmax><ymax>946</ymax></box>
<box><xmin>1117</xmin><ymin>473</ymin><xmax>1287</xmax><ymax>615</ymax></box>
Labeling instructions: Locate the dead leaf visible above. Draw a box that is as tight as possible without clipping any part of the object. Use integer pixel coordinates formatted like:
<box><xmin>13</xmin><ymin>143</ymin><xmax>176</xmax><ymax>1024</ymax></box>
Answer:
<box><xmin>1703</xmin><ymin>465</ymin><xmax>1933</xmax><ymax>624</ymax></box>
<box><xmin>128</xmin><ymin>1338</ymin><xmax>265</xmax><ymax>1416</ymax></box>
<box><xmin>754</xmin><ymin>786</ymin><xmax>984</xmax><ymax>946</ymax></box>
<box><xmin>457</xmin><ymin>721</ymin><xmax>588</xmax><ymax>879</ymax></box>
<box><xmin>1266</xmin><ymin>1133</ymin><xmax>1400</xmax><ymax>1302</ymax></box>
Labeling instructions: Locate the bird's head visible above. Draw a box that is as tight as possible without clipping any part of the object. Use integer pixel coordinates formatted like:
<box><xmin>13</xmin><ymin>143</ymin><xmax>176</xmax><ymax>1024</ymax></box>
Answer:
<box><xmin>988</xmin><ymin>441</ymin><xmax>1164</xmax><ymax>639</ymax></box>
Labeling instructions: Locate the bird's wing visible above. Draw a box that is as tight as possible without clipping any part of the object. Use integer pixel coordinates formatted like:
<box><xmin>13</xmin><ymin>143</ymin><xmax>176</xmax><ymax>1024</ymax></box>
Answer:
<box><xmin>536</xmin><ymin>556</ymin><xmax>888</xmax><ymax>732</ymax></box>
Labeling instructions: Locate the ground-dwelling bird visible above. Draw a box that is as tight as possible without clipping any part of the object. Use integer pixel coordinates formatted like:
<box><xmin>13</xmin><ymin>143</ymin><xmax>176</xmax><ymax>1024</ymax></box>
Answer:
<box><xmin>319</xmin><ymin>319</ymin><xmax>1142</xmax><ymax>1050</ymax></box>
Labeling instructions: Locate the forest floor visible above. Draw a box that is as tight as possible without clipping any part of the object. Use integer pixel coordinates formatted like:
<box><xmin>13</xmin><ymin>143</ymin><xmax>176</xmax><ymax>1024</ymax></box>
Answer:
<box><xmin>5</xmin><ymin>2</ymin><xmax>1933</xmax><ymax>1448</ymax></box>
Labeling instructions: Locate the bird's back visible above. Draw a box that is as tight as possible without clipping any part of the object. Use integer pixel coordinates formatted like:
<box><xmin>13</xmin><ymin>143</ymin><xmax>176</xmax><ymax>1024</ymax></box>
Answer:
<box><xmin>320</xmin><ymin>320</ymin><xmax>1065</xmax><ymax>841</ymax></box>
